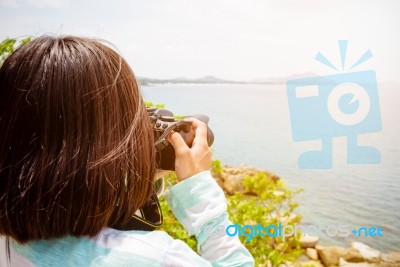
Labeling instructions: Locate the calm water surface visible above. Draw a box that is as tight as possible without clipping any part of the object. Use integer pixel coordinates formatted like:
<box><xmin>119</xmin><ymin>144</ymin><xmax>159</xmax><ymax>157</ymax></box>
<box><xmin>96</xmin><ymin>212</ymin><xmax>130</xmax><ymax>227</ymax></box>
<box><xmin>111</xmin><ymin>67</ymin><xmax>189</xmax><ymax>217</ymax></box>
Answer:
<box><xmin>142</xmin><ymin>83</ymin><xmax>400</xmax><ymax>251</ymax></box>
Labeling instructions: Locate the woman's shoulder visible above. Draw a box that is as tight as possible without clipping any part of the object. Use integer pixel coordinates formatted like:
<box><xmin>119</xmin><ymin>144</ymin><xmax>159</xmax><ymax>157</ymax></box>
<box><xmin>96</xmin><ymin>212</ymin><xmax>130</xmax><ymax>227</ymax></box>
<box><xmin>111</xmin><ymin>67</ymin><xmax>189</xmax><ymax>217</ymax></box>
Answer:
<box><xmin>95</xmin><ymin>227</ymin><xmax>176</xmax><ymax>253</ymax></box>
<box><xmin>94</xmin><ymin>228</ymin><xmax>179</xmax><ymax>263</ymax></box>
<box><xmin>10</xmin><ymin>228</ymin><xmax>176</xmax><ymax>266</ymax></box>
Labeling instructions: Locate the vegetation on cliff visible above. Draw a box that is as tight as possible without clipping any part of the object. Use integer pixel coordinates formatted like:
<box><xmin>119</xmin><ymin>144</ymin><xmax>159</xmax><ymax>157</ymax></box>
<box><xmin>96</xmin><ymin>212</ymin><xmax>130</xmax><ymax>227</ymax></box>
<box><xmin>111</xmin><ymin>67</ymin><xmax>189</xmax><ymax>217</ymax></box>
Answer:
<box><xmin>160</xmin><ymin>160</ymin><xmax>304</xmax><ymax>266</ymax></box>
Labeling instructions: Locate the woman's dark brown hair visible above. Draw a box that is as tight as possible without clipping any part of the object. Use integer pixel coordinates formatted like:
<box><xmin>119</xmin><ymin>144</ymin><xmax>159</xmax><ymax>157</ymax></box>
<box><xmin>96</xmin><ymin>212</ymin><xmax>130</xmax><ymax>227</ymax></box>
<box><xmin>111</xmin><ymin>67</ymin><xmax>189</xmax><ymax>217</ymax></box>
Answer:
<box><xmin>0</xmin><ymin>36</ymin><xmax>156</xmax><ymax>243</ymax></box>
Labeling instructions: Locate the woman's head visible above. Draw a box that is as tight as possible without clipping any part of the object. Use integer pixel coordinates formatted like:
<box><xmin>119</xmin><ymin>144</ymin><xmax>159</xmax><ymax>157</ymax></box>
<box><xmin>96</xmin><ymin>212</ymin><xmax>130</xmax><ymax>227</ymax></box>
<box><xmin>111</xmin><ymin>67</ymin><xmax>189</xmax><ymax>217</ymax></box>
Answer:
<box><xmin>0</xmin><ymin>36</ymin><xmax>156</xmax><ymax>243</ymax></box>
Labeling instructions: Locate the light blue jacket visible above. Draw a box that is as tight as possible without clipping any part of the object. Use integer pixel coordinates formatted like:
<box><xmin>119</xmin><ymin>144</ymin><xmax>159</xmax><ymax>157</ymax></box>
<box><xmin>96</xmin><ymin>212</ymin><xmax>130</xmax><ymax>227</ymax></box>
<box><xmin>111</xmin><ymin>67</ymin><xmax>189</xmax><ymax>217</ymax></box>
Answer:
<box><xmin>0</xmin><ymin>171</ymin><xmax>254</xmax><ymax>266</ymax></box>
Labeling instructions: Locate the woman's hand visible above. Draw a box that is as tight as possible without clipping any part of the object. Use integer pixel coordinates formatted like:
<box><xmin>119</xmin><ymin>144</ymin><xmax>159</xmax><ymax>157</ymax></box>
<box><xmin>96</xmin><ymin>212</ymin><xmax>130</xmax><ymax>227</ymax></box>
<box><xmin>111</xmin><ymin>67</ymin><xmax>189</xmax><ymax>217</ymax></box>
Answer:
<box><xmin>168</xmin><ymin>118</ymin><xmax>212</xmax><ymax>181</ymax></box>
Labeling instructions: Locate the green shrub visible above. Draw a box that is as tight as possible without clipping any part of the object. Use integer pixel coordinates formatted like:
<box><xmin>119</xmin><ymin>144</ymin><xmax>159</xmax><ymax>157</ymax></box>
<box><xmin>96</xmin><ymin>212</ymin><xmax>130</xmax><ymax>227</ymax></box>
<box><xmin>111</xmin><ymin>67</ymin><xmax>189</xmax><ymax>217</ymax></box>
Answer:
<box><xmin>144</xmin><ymin>101</ymin><xmax>165</xmax><ymax>109</ymax></box>
<box><xmin>211</xmin><ymin>159</ymin><xmax>223</xmax><ymax>176</ymax></box>
<box><xmin>0</xmin><ymin>37</ymin><xmax>31</xmax><ymax>65</ymax></box>
<box><xmin>159</xmin><ymin>160</ymin><xmax>304</xmax><ymax>266</ymax></box>
<box><xmin>228</xmin><ymin>172</ymin><xmax>304</xmax><ymax>266</ymax></box>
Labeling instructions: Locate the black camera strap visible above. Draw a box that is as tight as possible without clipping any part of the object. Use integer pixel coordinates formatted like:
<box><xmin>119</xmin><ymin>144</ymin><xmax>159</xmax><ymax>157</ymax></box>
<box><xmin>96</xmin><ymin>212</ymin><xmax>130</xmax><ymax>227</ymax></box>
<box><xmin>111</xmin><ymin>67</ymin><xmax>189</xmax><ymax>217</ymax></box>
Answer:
<box><xmin>114</xmin><ymin>191</ymin><xmax>163</xmax><ymax>231</ymax></box>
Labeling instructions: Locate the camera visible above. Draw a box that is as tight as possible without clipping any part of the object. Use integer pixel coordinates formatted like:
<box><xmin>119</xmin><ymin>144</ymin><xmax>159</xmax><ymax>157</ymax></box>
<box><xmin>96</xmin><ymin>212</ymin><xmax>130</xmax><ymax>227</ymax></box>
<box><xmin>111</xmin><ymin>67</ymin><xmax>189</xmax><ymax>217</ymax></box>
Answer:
<box><xmin>146</xmin><ymin>107</ymin><xmax>214</xmax><ymax>170</ymax></box>
<box><xmin>114</xmin><ymin>107</ymin><xmax>214</xmax><ymax>232</ymax></box>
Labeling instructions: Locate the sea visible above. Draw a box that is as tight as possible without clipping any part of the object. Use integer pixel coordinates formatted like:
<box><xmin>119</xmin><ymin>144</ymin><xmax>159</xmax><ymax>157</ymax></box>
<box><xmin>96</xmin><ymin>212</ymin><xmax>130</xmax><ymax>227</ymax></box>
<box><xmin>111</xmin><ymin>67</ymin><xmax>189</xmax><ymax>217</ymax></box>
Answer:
<box><xmin>141</xmin><ymin>83</ymin><xmax>400</xmax><ymax>252</ymax></box>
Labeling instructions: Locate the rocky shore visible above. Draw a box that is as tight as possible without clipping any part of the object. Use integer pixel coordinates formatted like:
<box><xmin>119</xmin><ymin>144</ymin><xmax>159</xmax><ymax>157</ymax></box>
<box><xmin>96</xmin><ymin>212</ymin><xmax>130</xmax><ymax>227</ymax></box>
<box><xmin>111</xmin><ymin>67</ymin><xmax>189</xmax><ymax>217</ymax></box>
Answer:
<box><xmin>212</xmin><ymin>164</ymin><xmax>400</xmax><ymax>267</ymax></box>
<box><xmin>297</xmin><ymin>236</ymin><xmax>400</xmax><ymax>267</ymax></box>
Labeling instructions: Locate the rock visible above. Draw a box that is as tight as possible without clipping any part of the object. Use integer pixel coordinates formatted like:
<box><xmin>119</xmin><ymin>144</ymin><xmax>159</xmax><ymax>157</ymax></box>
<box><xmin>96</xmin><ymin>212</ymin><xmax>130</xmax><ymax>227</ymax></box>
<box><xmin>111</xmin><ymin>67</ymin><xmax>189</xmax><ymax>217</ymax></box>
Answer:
<box><xmin>339</xmin><ymin>258</ymin><xmax>376</xmax><ymax>267</ymax></box>
<box><xmin>380</xmin><ymin>252</ymin><xmax>400</xmax><ymax>263</ymax></box>
<box><xmin>342</xmin><ymin>248</ymin><xmax>365</xmax><ymax>263</ymax></box>
<box><xmin>297</xmin><ymin>254</ymin><xmax>312</xmax><ymax>263</ymax></box>
<box><xmin>375</xmin><ymin>263</ymin><xmax>400</xmax><ymax>267</ymax></box>
<box><xmin>217</xmin><ymin>165</ymin><xmax>279</xmax><ymax>194</ymax></box>
<box><xmin>283</xmin><ymin>261</ymin><xmax>296</xmax><ymax>267</ymax></box>
<box><xmin>300</xmin><ymin>236</ymin><xmax>319</xmax><ymax>248</ymax></box>
<box><xmin>316</xmin><ymin>245</ymin><xmax>368</xmax><ymax>266</ymax></box>
<box><xmin>300</xmin><ymin>260</ymin><xmax>324</xmax><ymax>267</ymax></box>
<box><xmin>222</xmin><ymin>172</ymin><xmax>246</xmax><ymax>194</ymax></box>
<box><xmin>352</xmin><ymin>242</ymin><xmax>381</xmax><ymax>261</ymax></box>
<box><xmin>306</xmin><ymin>248</ymin><xmax>319</xmax><ymax>261</ymax></box>
<box><xmin>316</xmin><ymin>245</ymin><xmax>345</xmax><ymax>266</ymax></box>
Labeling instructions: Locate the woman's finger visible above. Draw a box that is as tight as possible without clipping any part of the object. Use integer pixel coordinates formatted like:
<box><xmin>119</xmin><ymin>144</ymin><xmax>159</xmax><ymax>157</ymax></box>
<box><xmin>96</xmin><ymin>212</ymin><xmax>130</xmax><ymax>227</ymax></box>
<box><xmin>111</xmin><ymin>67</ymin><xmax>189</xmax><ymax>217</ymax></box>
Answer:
<box><xmin>168</xmin><ymin>131</ymin><xmax>189</xmax><ymax>154</ymax></box>
<box><xmin>184</xmin><ymin>118</ymin><xmax>208</xmax><ymax>147</ymax></box>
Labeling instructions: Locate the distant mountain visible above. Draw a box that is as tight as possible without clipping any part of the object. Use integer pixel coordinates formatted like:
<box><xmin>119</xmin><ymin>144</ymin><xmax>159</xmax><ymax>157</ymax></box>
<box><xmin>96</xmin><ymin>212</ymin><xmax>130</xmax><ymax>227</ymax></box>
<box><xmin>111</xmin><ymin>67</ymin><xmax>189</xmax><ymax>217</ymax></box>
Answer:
<box><xmin>251</xmin><ymin>72</ymin><xmax>318</xmax><ymax>84</ymax></box>
<box><xmin>138</xmin><ymin>75</ymin><xmax>243</xmax><ymax>85</ymax></box>
<box><xmin>138</xmin><ymin>72</ymin><xmax>361</xmax><ymax>85</ymax></box>
<box><xmin>193</xmin><ymin>75</ymin><xmax>230</xmax><ymax>83</ymax></box>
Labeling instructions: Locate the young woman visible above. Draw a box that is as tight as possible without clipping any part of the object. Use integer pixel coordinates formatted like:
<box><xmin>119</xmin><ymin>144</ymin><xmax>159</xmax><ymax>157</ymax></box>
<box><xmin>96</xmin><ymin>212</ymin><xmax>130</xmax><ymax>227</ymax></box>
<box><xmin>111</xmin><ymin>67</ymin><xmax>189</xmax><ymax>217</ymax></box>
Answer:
<box><xmin>0</xmin><ymin>36</ymin><xmax>254</xmax><ymax>266</ymax></box>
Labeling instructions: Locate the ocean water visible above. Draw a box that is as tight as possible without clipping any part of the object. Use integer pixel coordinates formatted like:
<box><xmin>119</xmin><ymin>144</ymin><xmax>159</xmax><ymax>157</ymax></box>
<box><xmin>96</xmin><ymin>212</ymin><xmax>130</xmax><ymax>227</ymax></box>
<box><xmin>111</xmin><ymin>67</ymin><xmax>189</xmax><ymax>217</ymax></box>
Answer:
<box><xmin>142</xmin><ymin>83</ymin><xmax>400</xmax><ymax>251</ymax></box>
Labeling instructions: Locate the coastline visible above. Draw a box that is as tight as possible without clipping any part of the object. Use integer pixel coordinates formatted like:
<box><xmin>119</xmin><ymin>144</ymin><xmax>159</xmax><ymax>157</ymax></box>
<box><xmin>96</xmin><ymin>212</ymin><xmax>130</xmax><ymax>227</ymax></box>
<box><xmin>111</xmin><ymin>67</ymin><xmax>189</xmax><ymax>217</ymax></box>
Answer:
<box><xmin>212</xmin><ymin>164</ymin><xmax>400</xmax><ymax>267</ymax></box>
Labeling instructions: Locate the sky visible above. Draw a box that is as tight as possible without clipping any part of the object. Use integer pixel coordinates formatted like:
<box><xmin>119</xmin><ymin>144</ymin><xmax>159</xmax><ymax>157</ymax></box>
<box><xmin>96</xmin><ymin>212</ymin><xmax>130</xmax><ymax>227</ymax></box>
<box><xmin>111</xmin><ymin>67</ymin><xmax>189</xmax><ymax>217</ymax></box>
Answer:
<box><xmin>0</xmin><ymin>0</ymin><xmax>399</xmax><ymax>82</ymax></box>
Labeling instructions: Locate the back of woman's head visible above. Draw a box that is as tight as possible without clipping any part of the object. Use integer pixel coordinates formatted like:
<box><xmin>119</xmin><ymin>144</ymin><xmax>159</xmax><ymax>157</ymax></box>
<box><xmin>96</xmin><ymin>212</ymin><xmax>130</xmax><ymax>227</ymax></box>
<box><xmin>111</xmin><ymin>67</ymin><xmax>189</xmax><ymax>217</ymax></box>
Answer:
<box><xmin>0</xmin><ymin>36</ymin><xmax>156</xmax><ymax>243</ymax></box>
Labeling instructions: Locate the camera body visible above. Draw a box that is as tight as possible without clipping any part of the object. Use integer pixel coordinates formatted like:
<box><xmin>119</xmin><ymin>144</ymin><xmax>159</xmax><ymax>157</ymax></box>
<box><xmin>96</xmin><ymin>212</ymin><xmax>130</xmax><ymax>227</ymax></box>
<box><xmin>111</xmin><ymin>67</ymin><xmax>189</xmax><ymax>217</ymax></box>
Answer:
<box><xmin>147</xmin><ymin>107</ymin><xmax>214</xmax><ymax>170</ymax></box>
<box><xmin>115</xmin><ymin>106</ymin><xmax>214</xmax><ymax>231</ymax></box>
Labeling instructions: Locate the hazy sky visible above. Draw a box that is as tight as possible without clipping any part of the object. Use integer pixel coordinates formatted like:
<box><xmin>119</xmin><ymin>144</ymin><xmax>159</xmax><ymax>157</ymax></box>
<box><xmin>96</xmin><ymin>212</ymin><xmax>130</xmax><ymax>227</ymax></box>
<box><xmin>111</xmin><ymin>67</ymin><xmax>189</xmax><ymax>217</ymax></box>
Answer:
<box><xmin>1</xmin><ymin>0</ymin><xmax>399</xmax><ymax>82</ymax></box>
